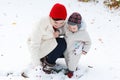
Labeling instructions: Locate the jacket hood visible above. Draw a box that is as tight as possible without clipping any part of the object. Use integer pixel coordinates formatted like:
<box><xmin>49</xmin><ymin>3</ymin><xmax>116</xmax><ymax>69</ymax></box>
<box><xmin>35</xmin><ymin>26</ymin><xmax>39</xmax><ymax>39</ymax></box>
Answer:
<box><xmin>78</xmin><ymin>20</ymin><xmax>86</xmax><ymax>31</ymax></box>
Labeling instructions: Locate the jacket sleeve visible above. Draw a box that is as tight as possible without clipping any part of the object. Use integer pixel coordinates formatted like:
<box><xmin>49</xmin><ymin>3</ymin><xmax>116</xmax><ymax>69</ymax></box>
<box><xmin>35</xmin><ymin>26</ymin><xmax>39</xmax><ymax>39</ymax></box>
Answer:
<box><xmin>78</xmin><ymin>20</ymin><xmax>91</xmax><ymax>53</ymax></box>
<box><xmin>28</xmin><ymin>17</ymin><xmax>55</xmax><ymax>55</ymax></box>
<box><xmin>41</xmin><ymin>26</ymin><xmax>55</xmax><ymax>40</ymax></box>
<box><xmin>39</xmin><ymin>17</ymin><xmax>54</xmax><ymax>40</ymax></box>
<box><xmin>28</xmin><ymin>23</ymin><xmax>42</xmax><ymax>56</ymax></box>
<box><xmin>82</xmin><ymin>31</ymin><xmax>92</xmax><ymax>53</ymax></box>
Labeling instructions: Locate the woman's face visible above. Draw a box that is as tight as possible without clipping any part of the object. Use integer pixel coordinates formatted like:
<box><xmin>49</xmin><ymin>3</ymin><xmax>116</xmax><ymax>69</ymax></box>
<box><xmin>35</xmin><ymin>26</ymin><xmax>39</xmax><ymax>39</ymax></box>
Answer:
<box><xmin>68</xmin><ymin>25</ymin><xmax>78</xmax><ymax>32</ymax></box>
<box><xmin>50</xmin><ymin>18</ymin><xmax>65</xmax><ymax>28</ymax></box>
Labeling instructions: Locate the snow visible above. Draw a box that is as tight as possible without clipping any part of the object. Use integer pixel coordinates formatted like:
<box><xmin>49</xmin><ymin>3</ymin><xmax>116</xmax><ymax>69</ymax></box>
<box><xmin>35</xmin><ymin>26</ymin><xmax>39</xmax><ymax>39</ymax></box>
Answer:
<box><xmin>0</xmin><ymin>0</ymin><xmax>120</xmax><ymax>80</ymax></box>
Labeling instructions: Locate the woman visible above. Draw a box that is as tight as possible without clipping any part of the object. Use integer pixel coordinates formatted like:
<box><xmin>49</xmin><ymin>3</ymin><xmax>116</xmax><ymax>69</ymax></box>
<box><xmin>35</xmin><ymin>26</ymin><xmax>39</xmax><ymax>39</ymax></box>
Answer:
<box><xmin>22</xmin><ymin>3</ymin><xmax>67</xmax><ymax>77</ymax></box>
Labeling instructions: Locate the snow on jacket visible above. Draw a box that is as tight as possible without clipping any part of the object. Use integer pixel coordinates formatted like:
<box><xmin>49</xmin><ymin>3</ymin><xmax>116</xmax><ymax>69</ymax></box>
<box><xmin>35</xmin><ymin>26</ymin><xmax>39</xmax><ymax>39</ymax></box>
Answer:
<box><xmin>27</xmin><ymin>16</ymin><xmax>57</xmax><ymax>66</ymax></box>
<box><xmin>64</xmin><ymin>20</ymin><xmax>92</xmax><ymax>71</ymax></box>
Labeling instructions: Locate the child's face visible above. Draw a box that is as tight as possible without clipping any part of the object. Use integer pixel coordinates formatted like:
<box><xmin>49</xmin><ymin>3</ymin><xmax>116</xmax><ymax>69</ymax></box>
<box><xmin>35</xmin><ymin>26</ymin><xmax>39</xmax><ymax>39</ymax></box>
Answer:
<box><xmin>50</xmin><ymin>18</ymin><xmax>65</xmax><ymax>28</ymax></box>
<box><xmin>68</xmin><ymin>25</ymin><xmax>78</xmax><ymax>32</ymax></box>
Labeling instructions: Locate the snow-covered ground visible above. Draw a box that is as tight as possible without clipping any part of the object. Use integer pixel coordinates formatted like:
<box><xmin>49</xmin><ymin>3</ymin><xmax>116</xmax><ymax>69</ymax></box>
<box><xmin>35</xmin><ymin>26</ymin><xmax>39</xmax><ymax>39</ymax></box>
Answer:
<box><xmin>0</xmin><ymin>0</ymin><xmax>120</xmax><ymax>80</ymax></box>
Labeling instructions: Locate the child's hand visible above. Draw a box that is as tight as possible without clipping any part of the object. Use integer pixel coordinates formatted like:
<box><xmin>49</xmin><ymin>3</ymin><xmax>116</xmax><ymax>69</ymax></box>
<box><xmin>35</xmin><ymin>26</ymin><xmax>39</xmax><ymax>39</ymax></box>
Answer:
<box><xmin>82</xmin><ymin>50</ymin><xmax>87</xmax><ymax>55</ymax></box>
<box><xmin>54</xmin><ymin>31</ymin><xmax>60</xmax><ymax>38</ymax></box>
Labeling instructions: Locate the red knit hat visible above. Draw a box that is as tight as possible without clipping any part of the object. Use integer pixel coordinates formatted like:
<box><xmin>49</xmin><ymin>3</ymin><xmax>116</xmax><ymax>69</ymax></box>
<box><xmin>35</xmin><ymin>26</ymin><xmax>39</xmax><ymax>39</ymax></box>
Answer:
<box><xmin>49</xmin><ymin>3</ymin><xmax>67</xmax><ymax>20</ymax></box>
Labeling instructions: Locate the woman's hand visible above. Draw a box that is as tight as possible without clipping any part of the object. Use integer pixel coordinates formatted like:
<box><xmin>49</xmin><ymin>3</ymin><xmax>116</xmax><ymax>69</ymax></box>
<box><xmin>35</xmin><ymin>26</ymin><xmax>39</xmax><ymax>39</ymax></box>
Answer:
<box><xmin>53</xmin><ymin>31</ymin><xmax>60</xmax><ymax>38</ymax></box>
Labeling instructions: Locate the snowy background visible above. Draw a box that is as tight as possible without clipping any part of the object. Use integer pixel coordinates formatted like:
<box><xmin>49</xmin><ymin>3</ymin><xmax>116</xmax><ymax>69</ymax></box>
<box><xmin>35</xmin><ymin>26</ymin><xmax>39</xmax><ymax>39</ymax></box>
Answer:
<box><xmin>0</xmin><ymin>0</ymin><xmax>120</xmax><ymax>80</ymax></box>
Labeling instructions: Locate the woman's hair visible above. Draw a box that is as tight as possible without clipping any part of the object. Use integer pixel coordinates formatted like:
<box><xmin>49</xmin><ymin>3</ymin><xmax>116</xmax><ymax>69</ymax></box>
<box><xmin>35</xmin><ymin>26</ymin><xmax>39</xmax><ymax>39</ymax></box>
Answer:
<box><xmin>52</xmin><ymin>18</ymin><xmax>64</xmax><ymax>21</ymax></box>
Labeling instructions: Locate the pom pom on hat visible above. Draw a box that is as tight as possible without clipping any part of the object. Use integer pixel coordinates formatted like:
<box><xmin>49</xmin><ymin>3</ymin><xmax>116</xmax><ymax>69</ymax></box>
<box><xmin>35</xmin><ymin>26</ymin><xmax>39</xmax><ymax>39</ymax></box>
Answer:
<box><xmin>68</xmin><ymin>12</ymin><xmax>82</xmax><ymax>29</ymax></box>
<box><xmin>49</xmin><ymin>3</ymin><xmax>67</xmax><ymax>20</ymax></box>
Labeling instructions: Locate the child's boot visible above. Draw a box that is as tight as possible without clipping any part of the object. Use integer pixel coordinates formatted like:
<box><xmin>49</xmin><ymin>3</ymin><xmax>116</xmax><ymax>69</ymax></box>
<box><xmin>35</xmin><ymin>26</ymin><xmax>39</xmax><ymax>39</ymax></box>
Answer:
<box><xmin>65</xmin><ymin>69</ymin><xmax>74</xmax><ymax>78</ymax></box>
